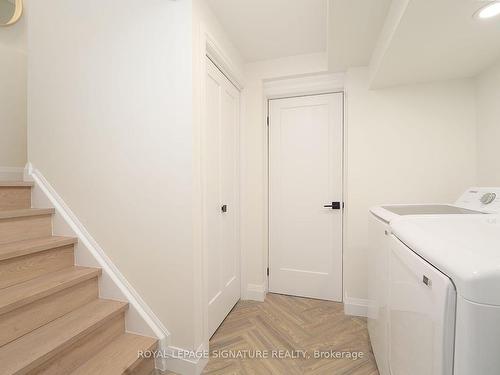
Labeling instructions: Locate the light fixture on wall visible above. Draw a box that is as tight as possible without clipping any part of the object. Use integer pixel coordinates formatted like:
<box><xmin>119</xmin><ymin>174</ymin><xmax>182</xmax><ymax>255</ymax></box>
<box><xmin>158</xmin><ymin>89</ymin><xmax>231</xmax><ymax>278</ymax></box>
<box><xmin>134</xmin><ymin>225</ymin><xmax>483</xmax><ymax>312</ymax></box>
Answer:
<box><xmin>476</xmin><ymin>1</ymin><xmax>500</xmax><ymax>19</ymax></box>
<box><xmin>0</xmin><ymin>0</ymin><xmax>23</xmax><ymax>27</ymax></box>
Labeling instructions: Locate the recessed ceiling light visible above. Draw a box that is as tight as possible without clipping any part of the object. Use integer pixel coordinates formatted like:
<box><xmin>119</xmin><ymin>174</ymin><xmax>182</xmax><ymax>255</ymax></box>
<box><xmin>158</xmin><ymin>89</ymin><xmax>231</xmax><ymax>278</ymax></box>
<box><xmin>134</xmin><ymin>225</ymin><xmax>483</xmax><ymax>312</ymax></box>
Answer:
<box><xmin>477</xmin><ymin>2</ymin><xmax>500</xmax><ymax>19</ymax></box>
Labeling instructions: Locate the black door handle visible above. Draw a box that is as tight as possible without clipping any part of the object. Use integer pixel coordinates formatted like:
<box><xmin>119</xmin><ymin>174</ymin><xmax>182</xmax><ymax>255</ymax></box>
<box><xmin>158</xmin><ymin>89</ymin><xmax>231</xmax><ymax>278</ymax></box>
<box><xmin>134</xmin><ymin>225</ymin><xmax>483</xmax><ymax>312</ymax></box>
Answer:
<box><xmin>324</xmin><ymin>202</ymin><xmax>342</xmax><ymax>210</ymax></box>
<box><xmin>221</xmin><ymin>204</ymin><xmax>228</xmax><ymax>213</ymax></box>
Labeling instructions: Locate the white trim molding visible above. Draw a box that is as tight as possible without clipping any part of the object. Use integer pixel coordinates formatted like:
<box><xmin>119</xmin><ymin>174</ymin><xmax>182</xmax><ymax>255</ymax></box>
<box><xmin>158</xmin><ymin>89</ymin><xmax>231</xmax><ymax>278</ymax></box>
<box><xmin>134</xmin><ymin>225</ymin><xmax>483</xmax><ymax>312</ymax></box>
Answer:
<box><xmin>244</xmin><ymin>283</ymin><xmax>267</xmax><ymax>302</ymax></box>
<box><xmin>343</xmin><ymin>295</ymin><xmax>369</xmax><ymax>317</ymax></box>
<box><xmin>264</xmin><ymin>72</ymin><xmax>345</xmax><ymax>99</ymax></box>
<box><xmin>205</xmin><ymin>34</ymin><xmax>245</xmax><ymax>90</ymax></box>
<box><xmin>24</xmin><ymin>163</ymin><xmax>171</xmax><ymax>371</ymax></box>
<box><xmin>0</xmin><ymin>166</ymin><xmax>24</xmax><ymax>181</ymax></box>
<box><xmin>164</xmin><ymin>343</ymin><xmax>209</xmax><ymax>375</ymax></box>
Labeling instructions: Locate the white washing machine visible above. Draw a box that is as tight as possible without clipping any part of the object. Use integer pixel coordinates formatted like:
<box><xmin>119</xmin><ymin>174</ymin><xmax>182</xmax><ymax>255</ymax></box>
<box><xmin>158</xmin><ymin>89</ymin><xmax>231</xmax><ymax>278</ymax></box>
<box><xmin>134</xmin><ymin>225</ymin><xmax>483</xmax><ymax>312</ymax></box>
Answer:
<box><xmin>368</xmin><ymin>188</ymin><xmax>500</xmax><ymax>375</ymax></box>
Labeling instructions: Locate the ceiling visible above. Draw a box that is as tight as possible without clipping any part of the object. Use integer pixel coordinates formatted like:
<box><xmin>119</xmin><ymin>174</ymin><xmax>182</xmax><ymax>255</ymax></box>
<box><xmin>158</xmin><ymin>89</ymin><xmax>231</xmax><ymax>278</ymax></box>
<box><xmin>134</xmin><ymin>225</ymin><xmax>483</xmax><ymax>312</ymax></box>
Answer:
<box><xmin>206</xmin><ymin>0</ymin><xmax>328</xmax><ymax>62</ymax></box>
<box><xmin>328</xmin><ymin>0</ymin><xmax>392</xmax><ymax>72</ymax></box>
<box><xmin>370</xmin><ymin>0</ymin><xmax>500</xmax><ymax>88</ymax></box>
<box><xmin>207</xmin><ymin>0</ymin><xmax>500</xmax><ymax>87</ymax></box>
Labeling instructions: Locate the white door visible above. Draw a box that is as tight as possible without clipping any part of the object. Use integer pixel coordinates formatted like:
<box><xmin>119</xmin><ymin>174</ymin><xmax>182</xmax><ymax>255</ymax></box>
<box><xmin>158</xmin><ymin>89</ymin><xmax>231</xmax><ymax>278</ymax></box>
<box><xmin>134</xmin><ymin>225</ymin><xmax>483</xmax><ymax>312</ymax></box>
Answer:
<box><xmin>205</xmin><ymin>58</ymin><xmax>240</xmax><ymax>337</ymax></box>
<box><xmin>269</xmin><ymin>93</ymin><xmax>343</xmax><ymax>301</ymax></box>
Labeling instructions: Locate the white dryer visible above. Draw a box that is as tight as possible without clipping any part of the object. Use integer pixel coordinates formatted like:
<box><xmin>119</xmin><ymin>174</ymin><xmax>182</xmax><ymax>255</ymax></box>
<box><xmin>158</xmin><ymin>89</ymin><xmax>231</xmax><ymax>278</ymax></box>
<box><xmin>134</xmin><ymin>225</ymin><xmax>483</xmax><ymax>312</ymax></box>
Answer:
<box><xmin>368</xmin><ymin>188</ymin><xmax>500</xmax><ymax>375</ymax></box>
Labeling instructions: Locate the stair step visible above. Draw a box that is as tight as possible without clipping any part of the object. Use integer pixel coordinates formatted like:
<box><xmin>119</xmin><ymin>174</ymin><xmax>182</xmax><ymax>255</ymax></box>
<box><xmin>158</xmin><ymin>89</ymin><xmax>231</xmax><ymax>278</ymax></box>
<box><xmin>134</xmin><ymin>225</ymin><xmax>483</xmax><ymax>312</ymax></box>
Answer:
<box><xmin>0</xmin><ymin>276</ymin><xmax>98</xmax><ymax>347</ymax></box>
<box><xmin>0</xmin><ymin>237</ymin><xmax>77</xmax><ymax>290</ymax></box>
<box><xmin>0</xmin><ymin>183</ymin><xmax>32</xmax><ymax>210</ymax></box>
<box><xmin>0</xmin><ymin>208</ymin><xmax>54</xmax><ymax>220</ymax></box>
<box><xmin>0</xmin><ymin>236</ymin><xmax>77</xmax><ymax>262</ymax></box>
<box><xmin>0</xmin><ymin>209</ymin><xmax>54</xmax><ymax>245</ymax></box>
<box><xmin>71</xmin><ymin>333</ymin><xmax>158</xmax><ymax>375</ymax></box>
<box><xmin>0</xmin><ymin>266</ymin><xmax>101</xmax><ymax>315</ymax></box>
<box><xmin>0</xmin><ymin>181</ymin><xmax>34</xmax><ymax>187</ymax></box>
<box><xmin>0</xmin><ymin>299</ymin><xmax>128</xmax><ymax>375</ymax></box>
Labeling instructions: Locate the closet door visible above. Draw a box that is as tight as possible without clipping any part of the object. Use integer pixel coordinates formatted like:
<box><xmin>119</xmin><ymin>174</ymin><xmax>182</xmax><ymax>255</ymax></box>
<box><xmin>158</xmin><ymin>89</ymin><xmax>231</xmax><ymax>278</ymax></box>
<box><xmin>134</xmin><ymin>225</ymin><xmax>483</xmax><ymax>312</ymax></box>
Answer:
<box><xmin>205</xmin><ymin>58</ymin><xmax>241</xmax><ymax>338</ymax></box>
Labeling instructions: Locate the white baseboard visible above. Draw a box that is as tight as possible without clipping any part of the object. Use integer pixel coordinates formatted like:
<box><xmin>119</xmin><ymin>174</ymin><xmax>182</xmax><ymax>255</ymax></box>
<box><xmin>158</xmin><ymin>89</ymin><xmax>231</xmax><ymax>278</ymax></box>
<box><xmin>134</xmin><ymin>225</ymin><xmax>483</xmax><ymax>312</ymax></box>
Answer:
<box><xmin>24</xmin><ymin>163</ymin><xmax>171</xmax><ymax>369</ymax></box>
<box><xmin>244</xmin><ymin>283</ymin><xmax>267</xmax><ymax>302</ymax></box>
<box><xmin>0</xmin><ymin>166</ymin><xmax>24</xmax><ymax>181</ymax></box>
<box><xmin>343</xmin><ymin>295</ymin><xmax>369</xmax><ymax>317</ymax></box>
<box><xmin>162</xmin><ymin>343</ymin><xmax>208</xmax><ymax>375</ymax></box>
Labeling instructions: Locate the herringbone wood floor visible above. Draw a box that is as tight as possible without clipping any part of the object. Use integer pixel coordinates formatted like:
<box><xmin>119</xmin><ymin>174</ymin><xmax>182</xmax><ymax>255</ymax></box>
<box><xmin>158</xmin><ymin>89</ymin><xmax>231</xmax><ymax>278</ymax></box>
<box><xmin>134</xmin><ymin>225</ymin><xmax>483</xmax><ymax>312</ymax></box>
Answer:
<box><xmin>160</xmin><ymin>293</ymin><xmax>379</xmax><ymax>375</ymax></box>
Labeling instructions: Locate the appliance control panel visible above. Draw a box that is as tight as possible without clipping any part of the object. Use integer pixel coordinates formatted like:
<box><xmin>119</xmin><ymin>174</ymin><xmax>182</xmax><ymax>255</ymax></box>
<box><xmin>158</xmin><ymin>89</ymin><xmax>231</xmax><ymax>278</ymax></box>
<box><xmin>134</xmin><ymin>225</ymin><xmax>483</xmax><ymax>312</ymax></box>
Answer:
<box><xmin>455</xmin><ymin>188</ymin><xmax>500</xmax><ymax>213</ymax></box>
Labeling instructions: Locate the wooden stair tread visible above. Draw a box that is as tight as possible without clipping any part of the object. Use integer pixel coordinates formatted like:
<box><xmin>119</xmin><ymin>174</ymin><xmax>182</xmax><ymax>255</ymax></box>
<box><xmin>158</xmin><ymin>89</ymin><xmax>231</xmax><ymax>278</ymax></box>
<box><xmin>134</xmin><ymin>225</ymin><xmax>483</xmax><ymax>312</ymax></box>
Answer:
<box><xmin>0</xmin><ymin>266</ymin><xmax>101</xmax><ymax>315</ymax></box>
<box><xmin>0</xmin><ymin>208</ymin><xmax>54</xmax><ymax>220</ymax></box>
<box><xmin>0</xmin><ymin>299</ymin><xmax>128</xmax><ymax>375</ymax></box>
<box><xmin>71</xmin><ymin>333</ymin><xmax>157</xmax><ymax>375</ymax></box>
<box><xmin>0</xmin><ymin>181</ymin><xmax>34</xmax><ymax>187</ymax></box>
<box><xmin>0</xmin><ymin>236</ymin><xmax>77</xmax><ymax>261</ymax></box>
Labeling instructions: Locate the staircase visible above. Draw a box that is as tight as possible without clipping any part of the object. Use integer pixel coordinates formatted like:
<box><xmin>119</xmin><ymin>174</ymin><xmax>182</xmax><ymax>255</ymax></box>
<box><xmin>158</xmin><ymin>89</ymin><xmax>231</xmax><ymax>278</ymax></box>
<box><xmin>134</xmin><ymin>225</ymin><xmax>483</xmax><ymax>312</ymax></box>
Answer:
<box><xmin>0</xmin><ymin>181</ymin><xmax>158</xmax><ymax>374</ymax></box>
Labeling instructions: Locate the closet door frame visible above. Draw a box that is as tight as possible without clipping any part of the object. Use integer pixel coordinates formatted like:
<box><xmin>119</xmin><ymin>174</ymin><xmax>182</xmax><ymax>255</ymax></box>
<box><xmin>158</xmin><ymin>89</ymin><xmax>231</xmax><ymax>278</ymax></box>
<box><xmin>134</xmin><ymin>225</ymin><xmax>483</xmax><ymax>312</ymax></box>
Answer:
<box><xmin>198</xmin><ymin>27</ymin><xmax>245</xmax><ymax>350</ymax></box>
<box><xmin>205</xmin><ymin>57</ymin><xmax>241</xmax><ymax>337</ymax></box>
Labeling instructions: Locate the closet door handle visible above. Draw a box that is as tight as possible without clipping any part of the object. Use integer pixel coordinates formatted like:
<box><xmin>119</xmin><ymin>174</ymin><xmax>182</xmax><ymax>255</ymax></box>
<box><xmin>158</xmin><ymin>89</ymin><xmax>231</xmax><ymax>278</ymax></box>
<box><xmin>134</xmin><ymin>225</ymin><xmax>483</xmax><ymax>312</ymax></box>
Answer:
<box><xmin>221</xmin><ymin>204</ymin><xmax>228</xmax><ymax>213</ymax></box>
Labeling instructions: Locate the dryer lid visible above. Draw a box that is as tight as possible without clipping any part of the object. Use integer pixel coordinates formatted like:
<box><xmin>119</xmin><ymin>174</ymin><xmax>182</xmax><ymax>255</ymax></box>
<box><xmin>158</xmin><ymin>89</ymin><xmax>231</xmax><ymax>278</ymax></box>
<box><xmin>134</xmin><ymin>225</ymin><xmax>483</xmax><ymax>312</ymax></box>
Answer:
<box><xmin>370</xmin><ymin>187</ymin><xmax>500</xmax><ymax>223</ymax></box>
<box><xmin>381</xmin><ymin>205</ymin><xmax>483</xmax><ymax>215</ymax></box>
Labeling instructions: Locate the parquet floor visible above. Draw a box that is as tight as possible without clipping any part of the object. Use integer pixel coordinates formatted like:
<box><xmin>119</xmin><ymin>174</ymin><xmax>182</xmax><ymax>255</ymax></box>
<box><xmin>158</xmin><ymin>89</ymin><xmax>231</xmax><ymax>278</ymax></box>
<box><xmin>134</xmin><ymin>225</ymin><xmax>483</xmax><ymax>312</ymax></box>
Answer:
<box><xmin>159</xmin><ymin>293</ymin><xmax>379</xmax><ymax>375</ymax></box>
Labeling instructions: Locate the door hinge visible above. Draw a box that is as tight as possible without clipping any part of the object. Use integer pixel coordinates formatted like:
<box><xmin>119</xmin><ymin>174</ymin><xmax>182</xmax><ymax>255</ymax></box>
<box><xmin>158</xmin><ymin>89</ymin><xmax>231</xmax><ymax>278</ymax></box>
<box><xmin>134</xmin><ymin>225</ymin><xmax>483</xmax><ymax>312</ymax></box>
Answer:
<box><xmin>267</xmin><ymin>267</ymin><xmax>269</xmax><ymax>276</ymax></box>
<box><xmin>267</xmin><ymin>116</ymin><xmax>269</xmax><ymax>126</ymax></box>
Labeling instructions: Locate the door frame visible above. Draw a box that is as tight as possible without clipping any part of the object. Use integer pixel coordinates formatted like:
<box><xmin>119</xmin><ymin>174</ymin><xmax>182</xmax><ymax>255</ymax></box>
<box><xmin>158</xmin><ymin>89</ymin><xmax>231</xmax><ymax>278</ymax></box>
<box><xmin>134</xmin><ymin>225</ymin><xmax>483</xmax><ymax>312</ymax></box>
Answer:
<box><xmin>263</xmin><ymin>74</ymin><xmax>346</xmax><ymax>300</ymax></box>
<box><xmin>197</xmin><ymin>24</ymin><xmax>246</xmax><ymax>353</ymax></box>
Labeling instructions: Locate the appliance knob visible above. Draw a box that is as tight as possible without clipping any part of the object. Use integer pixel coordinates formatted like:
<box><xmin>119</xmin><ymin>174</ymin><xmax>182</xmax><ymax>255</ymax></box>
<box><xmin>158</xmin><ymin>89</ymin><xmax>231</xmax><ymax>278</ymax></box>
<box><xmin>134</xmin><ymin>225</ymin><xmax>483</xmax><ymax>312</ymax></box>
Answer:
<box><xmin>480</xmin><ymin>192</ymin><xmax>497</xmax><ymax>205</ymax></box>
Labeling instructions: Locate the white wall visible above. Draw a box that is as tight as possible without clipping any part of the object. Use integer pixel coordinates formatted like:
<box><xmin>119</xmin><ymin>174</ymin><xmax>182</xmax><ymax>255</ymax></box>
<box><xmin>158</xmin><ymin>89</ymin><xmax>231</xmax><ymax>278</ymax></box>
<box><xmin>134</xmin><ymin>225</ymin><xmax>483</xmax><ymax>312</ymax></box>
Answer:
<box><xmin>344</xmin><ymin>67</ymin><xmax>477</xmax><ymax>300</ymax></box>
<box><xmin>26</xmin><ymin>0</ymin><xmax>197</xmax><ymax>351</ymax></box>
<box><xmin>476</xmin><ymin>60</ymin><xmax>500</xmax><ymax>186</ymax></box>
<box><xmin>0</xmin><ymin>14</ymin><xmax>26</xmax><ymax>168</ymax></box>
<box><xmin>241</xmin><ymin>53</ymin><xmax>328</xmax><ymax>298</ymax></box>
